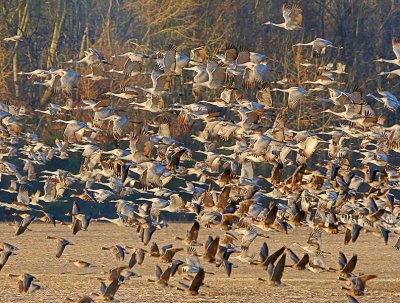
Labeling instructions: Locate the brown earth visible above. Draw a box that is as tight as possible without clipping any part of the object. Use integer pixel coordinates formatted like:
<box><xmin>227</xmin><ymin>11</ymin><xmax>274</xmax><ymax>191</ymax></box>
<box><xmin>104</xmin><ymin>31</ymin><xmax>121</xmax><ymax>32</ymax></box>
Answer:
<box><xmin>0</xmin><ymin>222</ymin><xmax>399</xmax><ymax>303</ymax></box>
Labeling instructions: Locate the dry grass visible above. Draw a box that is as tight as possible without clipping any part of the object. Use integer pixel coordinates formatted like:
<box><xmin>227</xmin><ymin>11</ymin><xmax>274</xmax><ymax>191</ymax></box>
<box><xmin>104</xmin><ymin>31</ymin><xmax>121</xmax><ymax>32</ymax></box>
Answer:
<box><xmin>0</xmin><ymin>222</ymin><xmax>399</xmax><ymax>302</ymax></box>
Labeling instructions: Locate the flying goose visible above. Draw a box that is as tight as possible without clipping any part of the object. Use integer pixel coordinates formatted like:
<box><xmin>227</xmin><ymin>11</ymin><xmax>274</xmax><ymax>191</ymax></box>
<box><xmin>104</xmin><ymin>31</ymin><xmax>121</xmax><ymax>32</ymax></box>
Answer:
<box><xmin>286</xmin><ymin>248</ymin><xmax>309</xmax><ymax>270</ymax></box>
<box><xmin>9</xmin><ymin>273</ymin><xmax>39</xmax><ymax>293</ymax></box>
<box><xmin>47</xmin><ymin>236</ymin><xmax>74</xmax><ymax>258</ymax></box>
<box><xmin>264</xmin><ymin>4</ymin><xmax>303</xmax><ymax>30</ymax></box>
<box><xmin>0</xmin><ymin>249</ymin><xmax>16</xmax><ymax>271</ymax></box>
<box><xmin>177</xmin><ymin>268</ymin><xmax>205</xmax><ymax>295</ymax></box>
<box><xmin>102</xmin><ymin>245</ymin><xmax>126</xmax><ymax>261</ymax></box>
<box><xmin>272</xmin><ymin>87</ymin><xmax>307</xmax><ymax>110</ymax></box>
<box><xmin>338</xmin><ymin>252</ymin><xmax>357</xmax><ymax>278</ymax></box>
<box><xmin>293</xmin><ymin>38</ymin><xmax>341</xmax><ymax>57</ymax></box>
<box><xmin>341</xmin><ymin>274</ymin><xmax>377</xmax><ymax>296</ymax></box>
<box><xmin>375</xmin><ymin>38</ymin><xmax>400</xmax><ymax>66</ymax></box>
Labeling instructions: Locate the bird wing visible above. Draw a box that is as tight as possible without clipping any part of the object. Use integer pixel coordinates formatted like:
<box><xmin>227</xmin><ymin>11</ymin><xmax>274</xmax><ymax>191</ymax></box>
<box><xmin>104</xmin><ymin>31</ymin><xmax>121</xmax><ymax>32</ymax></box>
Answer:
<box><xmin>56</xmin><ymin>239</ymin><xmax>67</xmax><ymax>258</ymax></box>
<box><xmin>338</xmin><ymin>251</ymin><xmax>347</xmax><ymax>270</ymax></box>
<box><xmin>286</xmin><ymin>247</ymin><xmax>299</xmax><ymax>264</ymax></box>
<box><xmin>44</xmin><ymin>177</ymin><xmax>57</xmax><ymax>200</ymax></box>
<box><xmin>259</xmin><ymin>242</ymin><xmax>269</xmax><ymax>263</ymax></box>
<box><xmin>189</xmin><ymin>268</ymin><xmax>205</xmax><ymax>292</ymax></box>
<box><xmin>297</xmin><ymin>253</ymin><xmax>309</xmax><ymax>268</ymax></box>
<box><xmin>151</xmin><ymin>65</ymin><xmax>164</xmax><ymax>88</ymax></box>
<box><xmin>164</xmin><ymin>45</ymin><xmax>177</xmax><ymax>73</ymax></box>
<box><xmin>160</xmin><ymin>265</ymin><xmax>171</xmax><ymax>282</ymax></box>
<box><xmin>236</xmin><ymin>50</ymin><xmax>250</xmax><ymax>64</ymax></box>
<box><xmin>283</xmin><ymin>4</ymin><xmax>302</xmax><ymax>26</ymax></box>
<box><xmin>187</xmin><ymin>220</ymin><xmax>200</xmax><ymax>242</ymax></box>
<box><xmin>190</xmin><ymin>46</ymin><xmax>206</xmax><ymax>63</ymax></box>
<box><xmin>213</xmin><ymin>66</ymin><xmax>227</xmax><ymax>85</ymax></box>
<box><xmin>392</xmin><ymin>38</ymin><xmax>400</xmax><ymax>60</ymax></box>
<box><xmin>186</xmin><ymin>255</ymin><xmax>201</xmax><ymax>268</ymax></box>
<box><xmin>224</xmin><ymin>44</ymin><xmax>238</xmax><ymax>63</ymax></box>
<box><xmin>128</xmin><ymin>252</ymin><xmax>137</xmax><ymax>268</ymax></box>
<box><xmin>282</xmin><ymin>4</ymin><xmax>292</xmax><ymax>23</ymax></box>
<box><xmin>342</xmin><ymin>254</ymin><xmax>357</xmax><ymax>275</ymax></box>
<box><xmin>168</xmin><ymin>149</ymin><xmax>186</xmax><ymax>168</ymax></box>
<box><xmin>393</xmin><ymin>236</ymin><xmax>400</xmax><ymax>250</ymax></box>
<box><xmin>271</xmin><ymin>253</ymin><xmax>286</xmax><ymax>283</ymax></box>
<box><xmin>302</xmin><ymin>136</ymin><xmax>319</xmax><ymax>159</ymax></box>
<box><xmin>262</xmin><ymin>246</ymin><xmax>285</xmax><ymax>271</ymax></box>
<box><xmin>124</xmin><ymin>59</ymin><xmax>142</xmax><ymax>76</ymax></box>
<box><xmin>143</xmin><ymin>225</ymin><xmax>157</xmax><ymax>245</ymax></box>
<box><xmin>61</xmin><ymin>73</ymin><xmax>78</xmax><ymax>97</ymax></box>
<box><xmin>205</xmin><ymin>236</ymin><xmax>219</xmax><ymax>259</ymax></box>
<box><xmin>256</xmin><ymin>86</ymin><xmax>273</xmax><ymax>107</ymax></box>
<box><xmin>205</xmin><ymin>60</ymin><xmax>218</xmax><ymax>81</ymax></box>
<box><xmin>154</xmin><ymin>74</ymin><xmax>169</xmax><ymax>92</ymax></box>
<box><xmin>346</xmin><ymin>294</ymin><xmax>360</xmax><ymax>303</ymax></box>
<box><xmin>150</xmin><ymin>242</ymin><xmax>160</xmax><ymax>256</ymax></box>
<box><xmin>307</xmin><ymin>226</ymin><xmax>322</xmax><ymax>248</ymax></box>
<box><xmin>17</xmin><ymin>186</ymin><xmax>30</xmax><ymax>205</ymax></box>
<box><xmin>288</xmin><ymin>90</ymin><xmax>305</xmax><ymax>110</ymax></box>
<box><xmin>290</xmin><ymin>5</ymin><xmax>302</xmax><ymax>26</ymax></box>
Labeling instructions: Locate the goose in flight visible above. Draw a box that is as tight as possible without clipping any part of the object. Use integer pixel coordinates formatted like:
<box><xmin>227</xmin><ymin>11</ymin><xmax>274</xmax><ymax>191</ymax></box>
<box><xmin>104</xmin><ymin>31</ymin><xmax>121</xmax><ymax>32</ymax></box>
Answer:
<box><xmin>104</xmin><ymin>114</ymin><xmax>129</xmax><ymax>140</ymax></box>
<box><xmin>46</xmin><ymin>236</ymin><xmax>74</xmax><ymax>258</ymax></box>
<box><xmin>34</xmin><ymin>103</ymin><xmax>63</xmax><ymax>116</ymax></box>
<box><xmin>0</xmin><ymin>242</ymin><xmax>18</xmax><ymax>252</ymax></box>
<box><xmin>3</xmin><ymin>35</ymin><xmax>23</xmax><ymax>42</ymax></box>
<box><xmin>375</xmin><ymin>37</ymin><xmax>400</xmax><ymax>66</ymax></box>
<box><xmin>65</xmin><ymin>296</ymin><xmax>94</xmax><ymax>303</ymax></box>
<box><xmin>378</xmin><ymin>68</ymin><xmax>400</xmax><ymax>80</ymax></box>
<box><xmin>272</xmin><ymin>87</ymin><xmax>307</xmax><ymax>110</ymax></box>
<box><xmin>148</xmin><ymin>264</ymin><xmax>172</xmax><ymax>286</ymax></box>
<box><xmin>112</xmin><ymin>52</ymin><xmax>147</xmax><ymax>76</ymax></box>
<box><xmin>8</xmin><ymin>273</ymin><xmax>39</xmax><ymax>293</ymax></box>
<box><xmin>177</xmin><ymin>268</ymin><xmax>205</xmax><ymax>295</ymax></box>
<box><xmin>293</xmin><ymin>227</ymin><xmax>327</xmax><ymax>254</ymax></box>
<box><xmin>286</xmin><ymin>248</ymin><xmax>309</xmax><ymax>270</ymax></box>
<box><xmin>367</xmin><ymin>89</ymin><xmax>400</xmax><ymax>111</ymax></box>
<box><xmin>68</xmin><ymin>259</ymin><xmax>94</xmax><ymax>268</ymax></box>
<box><xmin>341</xmin><ymin>274</ymin><xmax>377</xmax><ymax>296</ymax></box>
<box><xmin>338</xmin><ymin>252</ymin><xmax>357</xmax><ymax>278</ymax></box>
<box><xmin>294</xmin><ymin>38</ymin><xmax>342</xmax><ymax>57</ymax></box>
<box><xmin>50</xmin><ymin>69</ymin><xmax>81</xmax><ymax>97</ymax></box>
<box><xmin>15</xmin><ymin>214</ymin><xmax>36</xmax><ymax>236</ymax></box>
<box><xmin>264</xmin><ymin>4</ymin><xmax>303</xmax><ymax>30</ymax></box>
<box><xmin>53</xmin><ymin>119</ymin><xmax>93</xmax><ymax>143</ymax></box>
<box><xmin>0</xmin><ymin>249</ymin><xmax>16</xmax><ymax>271</ymax></box>
<box><xmin>102</xmin><ymin>245</ymin><xmax>126</xmax><ymax>261</ymax></box>
<box><xmin>193</xmin><ymin>61</ymin><xmax>226</xmax><ymax>90</ymax></box>
<box><xmin>66</xmin><ymin>48</ymin><xmax>111</xmax><ymax>67</ymax></box>
<box><xmin>136</xmin><ymin>64</ymin><xmax>172</xmax><ymax>96</ymax></box>
<box><xmin>267</xmin><ymin>253</ymin><xmax>286</xmax><ymax>285</ymax></box>
<box><xmin>17</xmin><ymin>68</ymin><xmax>52</xmax><ymax>78</ymax></box>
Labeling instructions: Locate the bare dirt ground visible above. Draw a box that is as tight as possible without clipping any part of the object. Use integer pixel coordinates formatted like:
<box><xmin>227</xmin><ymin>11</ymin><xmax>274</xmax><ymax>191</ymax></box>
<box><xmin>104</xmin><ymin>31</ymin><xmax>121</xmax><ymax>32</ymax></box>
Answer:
<box><xmin>0</xmin><ymin>222</ymin><xmax>399</xmax><ymax>303</ymax></box>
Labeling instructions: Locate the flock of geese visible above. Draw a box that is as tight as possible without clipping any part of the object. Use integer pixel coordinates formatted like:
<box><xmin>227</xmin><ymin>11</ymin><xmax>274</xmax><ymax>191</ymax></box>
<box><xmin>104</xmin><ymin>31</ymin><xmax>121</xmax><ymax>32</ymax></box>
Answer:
<box><xmin>1</xmin><ymin>3</ymin><xmax>400</xmax><ymax>302</ymax></box>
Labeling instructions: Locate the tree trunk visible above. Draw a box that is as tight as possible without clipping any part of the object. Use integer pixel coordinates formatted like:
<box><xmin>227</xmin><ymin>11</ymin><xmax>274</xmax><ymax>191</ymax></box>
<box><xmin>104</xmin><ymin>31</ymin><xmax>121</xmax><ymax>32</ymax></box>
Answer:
<box><xmin>79</xmin><ymin>1</ymin><xmax>90</xmax><ymax>59</ymax></box>
<box><xmin>13</xmin><ymin>0</ymin><xmax>30</xmax><ymax>97</ymax></box>
<box><xmin>105</xmin><ymin>0</ymin><xmax>113</xmax><ymax>53</ymax></box>
<box><xmin>47</xmin><ymin>0</ymin><xmax>66</xmax><ymax>68</ymax></box>
<box><xmin>79</xmin><ymin>20</ymin><xmax>90</xmax><ymax>59</ymax></box>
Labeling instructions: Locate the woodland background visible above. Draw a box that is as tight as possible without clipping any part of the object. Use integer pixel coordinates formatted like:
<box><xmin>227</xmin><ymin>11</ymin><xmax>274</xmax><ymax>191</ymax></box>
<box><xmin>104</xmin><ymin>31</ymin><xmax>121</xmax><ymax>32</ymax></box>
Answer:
<box><xmin>1</xmin><ymin>0</ymin><xmax>400</xmax><ymax>104</ymax></box>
